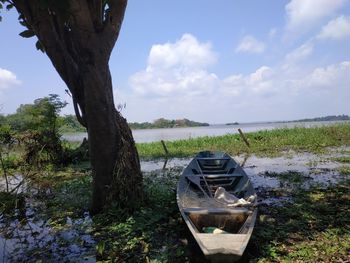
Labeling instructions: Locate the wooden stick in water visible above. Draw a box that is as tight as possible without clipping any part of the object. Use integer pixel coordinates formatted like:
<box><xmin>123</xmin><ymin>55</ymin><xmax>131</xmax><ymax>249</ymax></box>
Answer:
<box><xmin>161</xmin><ymin>140</ymin><xmax>169</xmax><ymax>155</ymax></box>
<box><xmin>238</xmin><ymin>128</ymin><xmax>250</xmax><ymax>148</ymax></box>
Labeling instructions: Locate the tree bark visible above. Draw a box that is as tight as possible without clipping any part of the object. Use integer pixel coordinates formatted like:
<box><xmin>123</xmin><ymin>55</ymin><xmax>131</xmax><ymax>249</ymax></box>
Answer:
<box><xmin>82</xmin><ymin>63</ymin><xmax>142</xmax><ymax>213</ymax></box>
<box><xmin>12</xmin><ymin>0</ymin><xmax>143</xmax><ymax>214</ymax></box>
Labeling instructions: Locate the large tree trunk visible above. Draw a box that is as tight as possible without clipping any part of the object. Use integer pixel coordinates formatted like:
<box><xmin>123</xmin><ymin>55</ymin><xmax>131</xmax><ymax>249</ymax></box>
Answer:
<box><xmin>12</xmin><ymin>0</ymin><xmax>143</xmax><ymax>214</ymax></box>
<box><xmin>82</xmin><ymin>64</ymin><xmax>142</xmax><ymax>213</ymax></box>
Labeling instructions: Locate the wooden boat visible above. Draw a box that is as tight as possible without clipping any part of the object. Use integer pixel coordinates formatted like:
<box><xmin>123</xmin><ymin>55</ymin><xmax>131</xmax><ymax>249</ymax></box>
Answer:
<box><xmin>177</xmin><ymin>151</ymin><xmax>257</xmax><ymax>262</ymax></box>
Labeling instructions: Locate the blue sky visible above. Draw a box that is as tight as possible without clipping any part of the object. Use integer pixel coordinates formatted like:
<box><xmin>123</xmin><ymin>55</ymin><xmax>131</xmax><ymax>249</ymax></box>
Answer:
<box><xmin>0</xmin><ymin>0</ymin><xmax>350</xmax><ymax>123</ymax></box>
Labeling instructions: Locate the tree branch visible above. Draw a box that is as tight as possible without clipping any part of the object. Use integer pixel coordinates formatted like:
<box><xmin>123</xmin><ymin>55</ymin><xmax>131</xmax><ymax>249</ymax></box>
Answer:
<box><xmin>102</xmin><ymin>0</ymin><xmax>127</xmax><ymax>55</ymax></box>
<box><xmin>69</xmin><ymin>0</ymin><xmax>95</xmax><ymax>39</ymax></box>
<box><xmin>12</xmin><ymin>0</ymin><xmax>122</xmax><ymax>129</ymax></box>
<box><xmin>87</xmin><ymin>0</ymin><xmax>103</xmax><ymax>31</ymax></box>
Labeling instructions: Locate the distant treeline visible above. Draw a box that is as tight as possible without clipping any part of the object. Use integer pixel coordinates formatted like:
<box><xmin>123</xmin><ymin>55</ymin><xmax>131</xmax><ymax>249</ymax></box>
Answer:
<box><xmin>0</xmin><ymin>98</ymin><xmax>209</xmax><ymax>133</ymax></box>
<box><xmin>4</xmin><ymin>95</ymin><xmax>346</xmax><ymax>134</ymax></box>
<box><xmin>59</xmin><ymin>117</ymin><xmax>210</xmax><ymax>131</ymax></box>
<box><xmin>128</xmin><ymin>118</ymin><xmax>209</xmax><ymax>130</ymax></box>
<box><xmin>292</xmin><ymin>115</ymin><xmax>350</xmax><ymax>123</ymax></box>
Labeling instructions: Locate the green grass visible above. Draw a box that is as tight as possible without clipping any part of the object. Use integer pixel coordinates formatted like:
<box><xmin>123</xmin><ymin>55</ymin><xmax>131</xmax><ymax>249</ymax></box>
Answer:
<box><xmin>42</xmin><ymin>170</ymin><xmax>350</xmax><ymax>262</ymax></box>
<box><xmin>1</xmin><ymin>123</ymin><xmax>350</xmax><ymax>261</ymax></box>
<box><xmin>332</xmin><ymin>156</ymin><xmax>350</xmax><ymax>163</ymax></box>
<box><xmin>136</xmin><ymin>123</ymin><xmax>350</xmax><ymax>159</ymax></box>
<box><xmin>36</xmin><ymin>168</ymin><xmax>187</xmax><ymax>262</ymax></box>
<box><xmin>0</xmin><ymin>192</ymin><xmax>24</xmax><ymax>217</ymax></box>
<box><xmin>338</xmin><ymin>165</ymin><xmax>350</xmax><ymax>175</ymax></box>
<box><xmin>249</xmin><ymin>181</ymin><xmax>350</xmax><ymax>263</ymax></box>
<box><xmin>262</xmin><ymin>171</ymin><xmax>311</xmax><ymax>184</ymax></box>
<box><xmin>92</xmin><ymin>168</ymin><xmax>186</xmax><ymax>262</ymax></box>
<box><xmin>2</xmin><ymin>165</ymin><xmax>349</xmax><ymax>262</ymax></box>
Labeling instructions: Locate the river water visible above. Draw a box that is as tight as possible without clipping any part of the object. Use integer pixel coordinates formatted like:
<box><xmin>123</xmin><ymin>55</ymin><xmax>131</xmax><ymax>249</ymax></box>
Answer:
<box><xmin>62</xmin><ymin>120</ymin><xmax>349</xmax><ymax>143</ymax></box>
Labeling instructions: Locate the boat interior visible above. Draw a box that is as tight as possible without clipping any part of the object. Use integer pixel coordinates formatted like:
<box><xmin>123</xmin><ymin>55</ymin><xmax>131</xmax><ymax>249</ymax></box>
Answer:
<box><xmin>179</xmin><ymin>152</ymin><xmax>256</xmax><ymax>235</ymax></box>
<box><xmin>185</xmin><ymin>209</ymin><xmax>250</xmax><ymax>234</ymax></box>
<box><xmin>184</xmin><ymin>152</ymin><xmax>249</xmax><ymax>198</ymax></box>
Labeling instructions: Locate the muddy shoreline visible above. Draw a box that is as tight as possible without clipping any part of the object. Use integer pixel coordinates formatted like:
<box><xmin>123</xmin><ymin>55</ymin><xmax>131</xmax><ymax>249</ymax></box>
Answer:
<box><xmin>1</xmin><ymin>147</ymin><xmax>349</xmax><ymax>262</ymax></box>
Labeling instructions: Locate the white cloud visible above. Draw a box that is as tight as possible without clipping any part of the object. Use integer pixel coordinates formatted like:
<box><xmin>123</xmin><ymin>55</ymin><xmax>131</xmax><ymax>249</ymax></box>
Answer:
<box><xmin>248</xmin><ymin>66</ymin><xmax>273</xmax><ymax>84</ymax></box>
<box><xmin>222</xmin><ymin>66</ymin><xmax>275</xmax><ymax>96</ymax></box>
<box><xmin>285</xmin><ymin>0</ymin><xmax>346</xmax><ymax>37</ymax></box>
<box><xmin>235</xmin><ymin>35</ymin><xmax>265</xmax><ymax>54</ymax></box>
<box><xmin>123</xmin><ymin>60</ymin><xmax>350</xmax><ymax>123</ymax></box>
<box><xmin>302</xmin><ymin>61</ymin><xmax>350</xmax><ymax>90</ymax></box>
<box><xmin>0</xmin><ymin>68</ymin><xmax>21</xmax><ymax>91</ymax></box>
<box><xmin>317</xmin><ymin>15</ymin><xmax>350</xmax><ymax>40</ymax></box>
<box><xmin>126</xmin><ymin>33</ymin><xmax>349</xmax><ymax>123</ymax></box>
<box><xmin>285</xmin><ymin>42</ymin><xmax>314</xmax><ymax>65</ymax></box>
<box><xmin>148</xmin><ymin>34</ymin><xmax>217</xmax><ymax>69</ymax></box>
<box><xmin>219</xmin><ymin>60</ymin><xmax>349</xmax><ymax>119</ymax></box>
<box><xmin>221</xmin><ymin>74</ymin><xmax>244</xmax><ymax>96</ymax></box>
<box><xmin>130</xmin><ymin>69</ymin><xmax>219</xmax><ymax>97</ymax></box>
<box><xmin>129</xmin><ymin>34</ymin><xmax>219</xmax><ymax>97</ymax></box>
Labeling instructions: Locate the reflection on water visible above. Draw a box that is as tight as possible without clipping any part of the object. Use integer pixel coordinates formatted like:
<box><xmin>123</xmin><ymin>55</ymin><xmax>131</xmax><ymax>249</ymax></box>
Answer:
<box><xmin>0</xmin><ymin>173</ymin><xmax>95</xmax><ymax>263</ymax></box>
<box><xmin>0</xmin><ymin>194</ymin><xmax>95</xmax><ymax>263</ymax></box>
<box><xmin>141</xmin><ymin>147</ymin><xmax>349</xmax><ymax>204</ymax></box>
<box><xmin>141</xmin><ymin>149</ymin><xmax>349</xmax><ymax>216</ymax></box>
<box><xmin>0</xmin><ymin>174</ymin><xmax>26</xmax><ymax>194</ymax></box>
<box><xmin>140</xmin><ymin>158</ymin><xmax>189</xmax><ymax>172</ymax></box>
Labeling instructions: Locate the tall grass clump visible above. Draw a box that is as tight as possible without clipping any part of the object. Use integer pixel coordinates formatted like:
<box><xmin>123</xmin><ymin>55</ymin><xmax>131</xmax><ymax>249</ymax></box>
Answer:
<box><xmin>136</xmin><ymin>123</ymin><xmax>350</xmax><ymax>159</ymax></box>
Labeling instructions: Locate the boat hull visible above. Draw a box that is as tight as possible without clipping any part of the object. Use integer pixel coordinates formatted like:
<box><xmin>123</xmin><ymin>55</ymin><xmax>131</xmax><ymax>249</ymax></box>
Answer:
<box><xmin>177</xmin><ymin>151</ymin><xmax>257</xmax><ymax>262</ymax></box>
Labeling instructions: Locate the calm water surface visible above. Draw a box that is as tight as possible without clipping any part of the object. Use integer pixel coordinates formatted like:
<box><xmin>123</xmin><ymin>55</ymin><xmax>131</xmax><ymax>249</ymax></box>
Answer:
<box><xmin>63</xmin><ymin>120</ymin><xmax>348</xmax><ymax>143</ymax></box>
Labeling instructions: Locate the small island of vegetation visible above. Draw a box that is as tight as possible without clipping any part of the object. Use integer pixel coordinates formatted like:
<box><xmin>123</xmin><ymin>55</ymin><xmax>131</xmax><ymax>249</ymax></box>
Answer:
<box><xmin>128</xmin><ymin>118</ymin><xmax>209</xmax><ymax>130</ymax></box>
<box><xmin>225</xmin><ymin>122</ymin><xmax>239</xmax><ymax>125</ymax></box>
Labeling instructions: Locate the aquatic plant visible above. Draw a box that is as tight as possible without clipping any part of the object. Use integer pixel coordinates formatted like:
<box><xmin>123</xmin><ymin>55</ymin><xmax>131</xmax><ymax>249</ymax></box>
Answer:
<box><xmin>136</xmin><ymin>123</ymin><xmax>350</xmax><ymax>159</ymax></box>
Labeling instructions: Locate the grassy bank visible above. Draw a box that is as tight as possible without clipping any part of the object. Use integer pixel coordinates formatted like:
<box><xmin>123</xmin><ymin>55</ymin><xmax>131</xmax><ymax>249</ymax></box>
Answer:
<box><xmin>3</xmin><ymin>167</ymin><xmax>347</xmax><ymax>262</ymax></box>
<box><xmin>137</xmin><ymin>123</ymin><xmax>350</xmax><ymax>159</ymax></box>
<box><xmin>1</xmin><ymin>122</ymin><xmax>350</xmax><ymax>261</ymax></box>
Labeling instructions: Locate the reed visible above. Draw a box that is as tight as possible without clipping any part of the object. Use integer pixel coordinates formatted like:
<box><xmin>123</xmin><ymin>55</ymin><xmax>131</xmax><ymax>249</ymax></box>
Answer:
<box><xmin>136</xmin><ymin>123</ymin><xmax>350</xmax><ymax>159</ymax></box>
